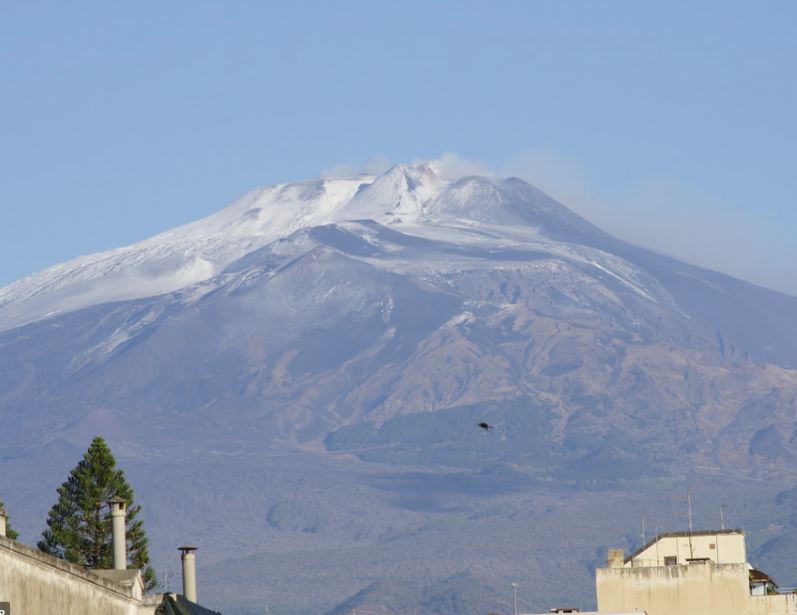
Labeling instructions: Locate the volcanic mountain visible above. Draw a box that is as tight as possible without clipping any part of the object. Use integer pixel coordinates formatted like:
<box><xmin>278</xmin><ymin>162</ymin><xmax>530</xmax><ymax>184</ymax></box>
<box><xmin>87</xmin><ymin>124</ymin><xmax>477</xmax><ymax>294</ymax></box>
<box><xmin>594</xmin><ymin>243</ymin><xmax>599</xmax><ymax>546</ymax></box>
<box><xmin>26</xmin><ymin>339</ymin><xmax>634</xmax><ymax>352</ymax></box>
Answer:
<box><xmin>1</xmin><ymin>161</ymin><xmax>796</xmax><ymax>614</ymax></box>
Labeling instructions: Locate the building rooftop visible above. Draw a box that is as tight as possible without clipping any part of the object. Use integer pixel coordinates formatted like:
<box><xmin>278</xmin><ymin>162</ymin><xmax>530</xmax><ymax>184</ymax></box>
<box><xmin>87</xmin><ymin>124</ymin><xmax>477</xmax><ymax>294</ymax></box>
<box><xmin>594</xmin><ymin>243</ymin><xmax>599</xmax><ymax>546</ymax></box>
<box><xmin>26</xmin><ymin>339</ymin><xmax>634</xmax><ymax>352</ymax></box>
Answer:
<box><xmin>624</xmin><ymin>528</ymin><xmax>744</xmax><ymax>564</ymax></box>
<box><xmin>750</xmin><ymin>568</ymin><xmax>778</xmax><ymax>587</ymax></box>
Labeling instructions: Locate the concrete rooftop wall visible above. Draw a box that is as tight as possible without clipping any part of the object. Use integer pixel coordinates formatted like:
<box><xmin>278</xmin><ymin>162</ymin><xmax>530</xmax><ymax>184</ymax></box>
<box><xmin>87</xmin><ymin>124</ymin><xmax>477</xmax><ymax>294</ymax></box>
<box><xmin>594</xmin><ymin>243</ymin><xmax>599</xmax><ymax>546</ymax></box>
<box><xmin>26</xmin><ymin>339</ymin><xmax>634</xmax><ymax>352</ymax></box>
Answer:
<box><xmin>597</xmin><ymin>561</ymin><xmax>797</xmax><ymax>615</ymax></box>
<box><xmin>0</xmin><ymin>535</ymin><xmax>142</xmax><ymax>615</ymax></box>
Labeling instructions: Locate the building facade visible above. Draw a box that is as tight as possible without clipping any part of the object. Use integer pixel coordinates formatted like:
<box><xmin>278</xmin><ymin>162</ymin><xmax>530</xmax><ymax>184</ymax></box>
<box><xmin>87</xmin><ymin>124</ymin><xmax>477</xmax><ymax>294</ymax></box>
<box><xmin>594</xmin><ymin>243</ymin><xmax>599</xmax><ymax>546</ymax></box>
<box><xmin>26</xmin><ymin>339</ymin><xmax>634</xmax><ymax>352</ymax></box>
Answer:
<box><xmin>596</xmin><ymin>529</ymin><xmax>797</xmax><ymax>615</ymax></box>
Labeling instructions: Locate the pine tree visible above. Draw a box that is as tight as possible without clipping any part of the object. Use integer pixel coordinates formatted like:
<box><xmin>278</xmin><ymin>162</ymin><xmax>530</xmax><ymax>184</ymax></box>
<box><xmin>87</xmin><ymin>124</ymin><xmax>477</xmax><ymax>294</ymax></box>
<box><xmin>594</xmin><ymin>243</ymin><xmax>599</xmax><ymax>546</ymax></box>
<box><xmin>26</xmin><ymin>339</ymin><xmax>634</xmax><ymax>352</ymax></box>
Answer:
<box><xmin>0</xmin><ymin>500</ymin><xmax>20</xmax><ymax>540</ymax></box>
<box><xmin>38</xmin><ymin>436</ymin><xmax>157</xmax><ymax>590</ymax></box>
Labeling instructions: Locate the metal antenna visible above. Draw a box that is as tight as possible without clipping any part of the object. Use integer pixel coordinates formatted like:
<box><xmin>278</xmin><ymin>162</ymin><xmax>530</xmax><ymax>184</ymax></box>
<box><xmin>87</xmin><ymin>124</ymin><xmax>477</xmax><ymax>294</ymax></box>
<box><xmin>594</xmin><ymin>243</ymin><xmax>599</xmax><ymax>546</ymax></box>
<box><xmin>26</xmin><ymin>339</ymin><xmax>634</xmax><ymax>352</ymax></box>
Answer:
<box><xmin>655</xmin><ymin>523</ymin><xmax>660</xmax><ymax>565</ymax></box>
<box><xmin>687</xmin><ymin>489</ymin><xmax>693</xmax><ymax>533</ymax></box>
<box><xmin>687</xmin><ymin>489</ymin><xmax>694</xmax><ymax>559</ymax></box>
<box><xmin>511</xmin><ymin>582</ymin><xmax>519</xmax><ymax>615</ymax></box>
<box><xmin>161</xmin><ymin>569</ymin><xmax>173</xmax><ymax>592</ymax></box>
<box><xmin>642</xmin><ymin>516</ymin><xmax>646</xmax><ymax>545</ymax></box>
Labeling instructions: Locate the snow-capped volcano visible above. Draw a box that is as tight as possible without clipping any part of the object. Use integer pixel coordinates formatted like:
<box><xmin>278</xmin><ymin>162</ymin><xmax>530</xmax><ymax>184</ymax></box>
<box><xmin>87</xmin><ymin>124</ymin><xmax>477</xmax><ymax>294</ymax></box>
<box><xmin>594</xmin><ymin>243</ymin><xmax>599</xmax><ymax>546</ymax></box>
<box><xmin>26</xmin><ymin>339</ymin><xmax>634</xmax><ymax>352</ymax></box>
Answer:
<box><xmin>2</xmin><ymin>159</ymin><xmax>796</xmax><ymax>370</ymax></box>
<box><xmin>0</xmin><ymin>161</ymin><xmax>611</xmax><ymax>332</ymax></box>
<box><xmin>3</xmin><ymin>158</ymin><xmax>797</xmax><ymax>615</ymax></box>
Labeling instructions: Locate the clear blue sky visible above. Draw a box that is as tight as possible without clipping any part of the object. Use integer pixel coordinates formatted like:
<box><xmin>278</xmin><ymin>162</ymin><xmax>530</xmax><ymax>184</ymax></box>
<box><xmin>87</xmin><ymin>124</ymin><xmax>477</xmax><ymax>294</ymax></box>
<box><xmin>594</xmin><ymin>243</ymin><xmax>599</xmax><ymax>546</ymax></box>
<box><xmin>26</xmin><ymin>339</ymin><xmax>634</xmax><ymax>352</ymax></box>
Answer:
<box><xmin>2</xmin><ymin>1</ymin><xmax>795</xmax><ymax>294</ymax></box>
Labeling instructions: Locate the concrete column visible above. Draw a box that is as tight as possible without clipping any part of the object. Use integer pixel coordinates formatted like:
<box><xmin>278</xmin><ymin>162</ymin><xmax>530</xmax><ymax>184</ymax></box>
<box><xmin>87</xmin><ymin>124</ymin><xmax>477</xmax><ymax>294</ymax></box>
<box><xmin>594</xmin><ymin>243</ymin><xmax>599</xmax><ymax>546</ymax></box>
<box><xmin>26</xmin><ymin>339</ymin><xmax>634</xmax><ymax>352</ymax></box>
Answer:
<box><xmin>180</xmin><ymin>545</ymin><xmax>198</xmax><ymax>602</ymax></box>
<box><xmin>107</xmin><ymin>496</ymin><xmax>127</xmax><ymax>570</ymax></box>
<box><xmin>0</xmin><ymin>506</ymin><xmax>7</xmax><ymax>538</ymax></box>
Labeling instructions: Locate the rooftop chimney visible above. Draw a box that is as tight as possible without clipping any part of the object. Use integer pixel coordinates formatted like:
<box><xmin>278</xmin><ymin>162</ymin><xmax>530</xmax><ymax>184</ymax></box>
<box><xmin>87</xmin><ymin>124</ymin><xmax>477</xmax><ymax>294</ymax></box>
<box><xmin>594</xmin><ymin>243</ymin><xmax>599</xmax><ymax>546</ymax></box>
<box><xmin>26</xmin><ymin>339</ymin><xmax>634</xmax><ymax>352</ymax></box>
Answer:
<box><xmin>108</xmin><ymin>496</ymin><xmax>127</xmax><ymax>570</ymax></box>
<box><xmin>607</xmin><ymin>548</ymin><xmax>625</xmax><ymax>568</ymax></box>
<box><xmin>0</xmin><ymin>505</ymin><xmax>7</xmax><ymax>538</ymax></box>
<box><xmin>179</xmin><ymin>545</ymin><xmax>198</xmax><ymax>603</ymax></box>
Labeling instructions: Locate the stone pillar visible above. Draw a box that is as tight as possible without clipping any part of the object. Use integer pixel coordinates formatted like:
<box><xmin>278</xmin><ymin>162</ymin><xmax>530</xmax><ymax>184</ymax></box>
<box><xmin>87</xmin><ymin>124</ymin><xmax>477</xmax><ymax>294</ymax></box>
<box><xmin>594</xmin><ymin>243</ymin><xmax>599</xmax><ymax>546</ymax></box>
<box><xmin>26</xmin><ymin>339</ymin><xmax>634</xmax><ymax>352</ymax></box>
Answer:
<box><xmin>0</xmin><ymin>505</ymin><xmax>7</xmax><ymax>538</ymax></box>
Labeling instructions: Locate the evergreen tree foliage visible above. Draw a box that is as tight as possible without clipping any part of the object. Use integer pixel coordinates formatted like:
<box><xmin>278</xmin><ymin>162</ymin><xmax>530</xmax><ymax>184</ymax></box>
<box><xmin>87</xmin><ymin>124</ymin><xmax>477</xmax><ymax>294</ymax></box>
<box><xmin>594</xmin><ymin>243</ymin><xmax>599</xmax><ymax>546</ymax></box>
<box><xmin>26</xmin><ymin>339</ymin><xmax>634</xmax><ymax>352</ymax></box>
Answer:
<box><xmin>38</xmin><ymin>436</ymin><xmax>157</xmax><ymax>590</ymax></box>
<box><xmin>0</xmin><ymin>500</ymin><xmax>20</xmax><ymax>540</ymax></box>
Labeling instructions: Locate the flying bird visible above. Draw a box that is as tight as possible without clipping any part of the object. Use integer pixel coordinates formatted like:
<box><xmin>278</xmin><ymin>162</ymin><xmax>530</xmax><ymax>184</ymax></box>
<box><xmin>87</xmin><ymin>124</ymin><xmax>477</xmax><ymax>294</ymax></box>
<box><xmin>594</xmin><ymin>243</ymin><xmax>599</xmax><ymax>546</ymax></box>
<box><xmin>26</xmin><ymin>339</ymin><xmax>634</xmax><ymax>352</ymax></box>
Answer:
<box><xmin>478</xmin><ymin>422</ymin><xmax>494</xmax><ymax>431</ymax></box>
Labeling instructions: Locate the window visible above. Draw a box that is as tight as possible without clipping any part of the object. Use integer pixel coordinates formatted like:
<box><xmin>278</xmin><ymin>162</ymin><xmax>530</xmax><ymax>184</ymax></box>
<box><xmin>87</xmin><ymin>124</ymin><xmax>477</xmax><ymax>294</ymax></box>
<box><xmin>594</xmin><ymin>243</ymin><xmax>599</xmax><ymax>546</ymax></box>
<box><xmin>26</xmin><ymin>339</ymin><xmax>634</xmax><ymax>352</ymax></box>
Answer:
<box><xmin>664</xmin><ymin>556</ymin><xmax>677</xmax><ymax>566</ymax></box>
<box><xmin>709</xmin><ymin>543</ymin><xmax>716</xmax><ymax>550</ymax></box>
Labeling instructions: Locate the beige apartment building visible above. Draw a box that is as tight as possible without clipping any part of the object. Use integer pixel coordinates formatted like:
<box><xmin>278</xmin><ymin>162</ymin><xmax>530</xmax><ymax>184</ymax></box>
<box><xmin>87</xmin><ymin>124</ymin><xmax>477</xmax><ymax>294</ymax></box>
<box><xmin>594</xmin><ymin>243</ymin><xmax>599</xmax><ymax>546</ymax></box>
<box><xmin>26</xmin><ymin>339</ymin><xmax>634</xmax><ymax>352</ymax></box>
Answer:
<box><xmin>596</xmin><ymin>529</ymin><xmax>797</xmax><ymax>615</ymax></box>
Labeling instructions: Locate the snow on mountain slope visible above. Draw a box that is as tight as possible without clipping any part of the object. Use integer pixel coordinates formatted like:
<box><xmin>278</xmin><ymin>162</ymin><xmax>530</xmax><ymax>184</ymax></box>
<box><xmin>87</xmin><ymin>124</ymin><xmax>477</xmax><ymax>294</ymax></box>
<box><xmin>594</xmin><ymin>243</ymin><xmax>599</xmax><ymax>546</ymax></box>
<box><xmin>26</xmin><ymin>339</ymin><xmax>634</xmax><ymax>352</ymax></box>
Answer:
<box><xmin>4</xmin><ymin>157</ymin><xmax>797</xmax><ymax>377</ymax></box>
<box><xmin>0</xmin><ymin>176</ymin><xmax>370</xmax><ymax>331</ymax></box>
<box><xmin>0</xmin><ymin>160</ymin><xmax>628</xmax><ymax>332</ymax></box>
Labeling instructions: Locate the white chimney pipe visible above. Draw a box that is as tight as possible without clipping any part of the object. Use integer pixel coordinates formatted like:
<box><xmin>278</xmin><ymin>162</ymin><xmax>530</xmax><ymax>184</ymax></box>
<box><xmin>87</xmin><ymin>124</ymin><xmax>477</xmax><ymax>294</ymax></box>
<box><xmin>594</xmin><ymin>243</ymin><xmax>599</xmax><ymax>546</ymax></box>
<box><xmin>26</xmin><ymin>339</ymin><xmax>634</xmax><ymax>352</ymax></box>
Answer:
<box><xmin>0</xmin><ymin>506</ymin><xmax>7</xmax><ymax>538</ymax></box>
<box><xmin>108</xmin><ymin>496</ymin><xmax>127</xmax><ymax>570</ymax></box>
<box><xmin>179</xmin><ymin>545</ymin><xmax>198</xmax><ymax>602</ymax></box>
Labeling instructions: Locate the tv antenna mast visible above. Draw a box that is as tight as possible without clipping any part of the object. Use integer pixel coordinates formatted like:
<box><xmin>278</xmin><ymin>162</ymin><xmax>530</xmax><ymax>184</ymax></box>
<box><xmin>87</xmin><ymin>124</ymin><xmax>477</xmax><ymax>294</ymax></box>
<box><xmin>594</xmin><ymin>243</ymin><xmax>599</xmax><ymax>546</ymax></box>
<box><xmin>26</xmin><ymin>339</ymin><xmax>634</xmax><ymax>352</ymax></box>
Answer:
<box><xmin>641</xmin><ymin>516</ymin><xmax>646</xmax><ymax>545</ymax></box>
<box><xmin>511</xmin><ymin>582</ymin><xmax>519</xmax><ymax>615</ymax></box>
<box><xmin>687</xmin><ymin>489</ymin><xmax>694</xmax><ymax>559</ymax></box>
